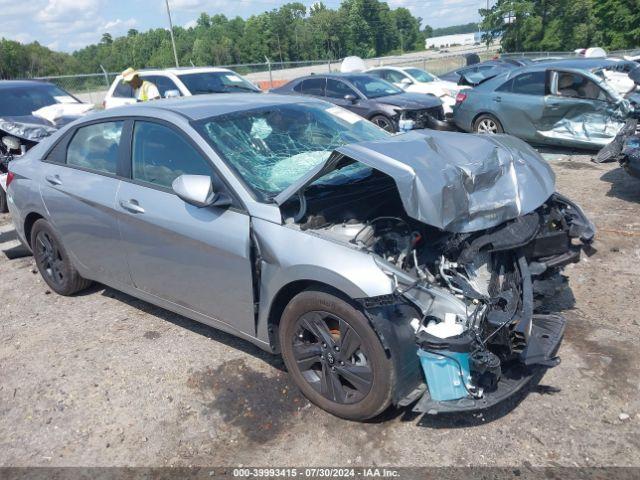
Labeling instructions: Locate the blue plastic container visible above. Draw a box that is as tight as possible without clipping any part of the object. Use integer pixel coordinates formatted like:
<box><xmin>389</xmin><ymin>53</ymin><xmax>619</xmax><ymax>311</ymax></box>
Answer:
<box><xmin>417</xmin><ymin>348</ymin><xmax>471</xmax><ymax>401</ymax></box>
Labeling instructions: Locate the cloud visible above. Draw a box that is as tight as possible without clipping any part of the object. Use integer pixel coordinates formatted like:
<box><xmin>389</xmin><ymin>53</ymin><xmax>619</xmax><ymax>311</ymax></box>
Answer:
<box><xmin>183</xmin><ymin>19</ymin><xmax>198</xmax><ymax>29</ymax></box>
<box><xmin>103</xmin><ymin>18</ymin><xmax>138</xmax><ymax>31</ymax></box>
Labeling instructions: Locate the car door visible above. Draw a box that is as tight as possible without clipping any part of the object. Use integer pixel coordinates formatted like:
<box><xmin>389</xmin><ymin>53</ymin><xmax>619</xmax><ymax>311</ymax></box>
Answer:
<box><xmin>39</xmin><ymin>119</ymin><xmax>132</xmax><ymax>286</ymax></box>
<box><xmin>116</xmin><ymin>119</ymin><xmax>255</xmax><ymax>333</ymax></box>
<box><xmin>325</xmin><ymin>79</ymin><xmax>370</xmax><ymax>118</ymax></box>
<box><xmin>492</xmin><ymin>70</ymin><xmax>547</xmax><ymax>140</ymax></box>
<box><xmin>541</xmin><ymin>70</ymin><xmax>621</xmax><ymax>146</ymax></box>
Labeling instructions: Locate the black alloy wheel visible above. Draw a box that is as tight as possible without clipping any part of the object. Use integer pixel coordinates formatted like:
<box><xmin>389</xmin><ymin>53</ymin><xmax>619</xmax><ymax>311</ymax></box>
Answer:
<box><xmin>35</xmin><ymin>230</ymin><xmax>66</xmax><ymax>289</ymax></box>
<box><xmin>292</xmin><ymin>311</ymin><xmax>373</xmax><ymax>404</ymax></box>
<box><xmin>370</xmin><ymin>115</ymin><xmax>395</xmax><ymax>132</ymax></box>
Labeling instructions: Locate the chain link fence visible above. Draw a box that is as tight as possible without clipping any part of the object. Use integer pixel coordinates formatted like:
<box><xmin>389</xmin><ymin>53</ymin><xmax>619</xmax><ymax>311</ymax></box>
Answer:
<box><xmin>31</xmin><ymin>45</ymin><xmax>636</xmax><ymax>107</ymax></box>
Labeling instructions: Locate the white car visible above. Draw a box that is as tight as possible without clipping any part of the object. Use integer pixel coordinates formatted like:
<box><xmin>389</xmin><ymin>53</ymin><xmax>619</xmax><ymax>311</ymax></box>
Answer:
<box><xmin>365</xmin><ymin>66</ymin><xmax>467</xmax><ymax>115</ymax></box>
<box><xmin>103</xmin><ymin>67</ymin><xmax>261</xmax><ymax>109</ymax></box>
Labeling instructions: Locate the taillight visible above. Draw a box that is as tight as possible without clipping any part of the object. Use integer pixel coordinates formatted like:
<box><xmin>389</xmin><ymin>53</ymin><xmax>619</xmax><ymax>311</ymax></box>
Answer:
<box><xmin>6</xmin><ymin>171</ymin><xmax>14</xmax><ymax>188</ymax></box>
<box><xmin>455</xmin><ymin>92</ymin><xmax>468</xmax><ymax>104</ymax></box>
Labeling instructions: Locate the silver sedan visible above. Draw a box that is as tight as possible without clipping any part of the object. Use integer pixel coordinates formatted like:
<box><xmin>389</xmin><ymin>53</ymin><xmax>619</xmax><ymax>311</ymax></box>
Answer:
<box><xmin>6</xmin><ymin>94</ymin><xmax>594</xmax><ymax>420</ymax></box>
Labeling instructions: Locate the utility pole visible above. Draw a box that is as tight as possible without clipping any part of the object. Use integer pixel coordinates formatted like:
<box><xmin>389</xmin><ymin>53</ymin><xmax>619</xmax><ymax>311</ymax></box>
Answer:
<box><xmin>165</xmin><ymin>0</ymin><xmax>180</xmax><ymax>67</ymax></box>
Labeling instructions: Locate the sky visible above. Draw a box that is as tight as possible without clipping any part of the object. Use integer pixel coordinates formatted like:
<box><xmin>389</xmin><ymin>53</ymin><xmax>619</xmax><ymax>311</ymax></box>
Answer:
<box><xmin>0</xmin><ymin>0</ymin><xmax>486</xmax><ymax>52</ymax></box>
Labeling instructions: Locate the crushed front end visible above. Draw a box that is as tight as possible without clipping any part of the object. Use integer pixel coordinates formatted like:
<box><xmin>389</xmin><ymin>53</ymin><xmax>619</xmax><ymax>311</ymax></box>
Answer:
<box><xmin>393</xmin><ymin>193</ymin><xmax>594</xmax><ymax>413</ymax></box>
<box><xmin>279</xmin><ymin>130</ymin><xmax>595</xmax><ymax>414</ymax></box>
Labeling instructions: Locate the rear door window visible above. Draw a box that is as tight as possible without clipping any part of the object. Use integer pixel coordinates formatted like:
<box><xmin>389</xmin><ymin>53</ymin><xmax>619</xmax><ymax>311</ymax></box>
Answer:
<box><xmin>66</xmin><ymin>121</ymin><xmax>124</xmax><ymax>175</ymax></box>
<box><xmin>499</xmin><ymin>71</ymin><xmax>546</xmax><ymax>95</ymax></box>
<box><xmin>299</xmin><ymin>77</ymin><xmax>326</xmax><ymax>96</ymax></box>
<box><xmin>131</xmin><ymin>121</ymin><xmax>213</xmax><ymax>189</ymax></box>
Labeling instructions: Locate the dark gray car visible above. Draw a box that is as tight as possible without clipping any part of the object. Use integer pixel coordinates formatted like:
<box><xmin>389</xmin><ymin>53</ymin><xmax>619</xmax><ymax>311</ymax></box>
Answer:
<box><xmin>271</xmin><ymin>73</ymin><xmax>446</xmax><ymax>132</ymax></box>
<box><xmin>6</xmin><ymin>94</ymin><xmax>594</xmax><ymax>421</ymax></box>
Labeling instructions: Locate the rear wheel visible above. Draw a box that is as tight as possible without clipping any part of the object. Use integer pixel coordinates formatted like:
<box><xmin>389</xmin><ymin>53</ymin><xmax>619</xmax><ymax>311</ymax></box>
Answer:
<box><xmin>279</xmin><ymin>290</ymin><xmax>394</xmax><ymax>420</ymax></box>
<box><xmin>370</xmin><ymin>114</ymin><xmax>395</xmax><ymax>133</ymax></box>
<box><xmin>0</xmin><ymin>188</ymin><xmax>7</xmax><ymax>213</ymax></box>
<box><xmin>30</xmin><ymin>219</ymin><xmax>92</xmax><ymax>295</ymax></box>
<box><xmin>473</xmin><ymin>114</ymin><xmax>503</xmax><ymax>134</ymax></box>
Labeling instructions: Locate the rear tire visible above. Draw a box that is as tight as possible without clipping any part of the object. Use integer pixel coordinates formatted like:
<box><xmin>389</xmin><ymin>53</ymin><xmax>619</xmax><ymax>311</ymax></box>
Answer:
<box><xmin>30</xmin><ymin>219</ymin><xmax>92</xmax><ymax>296</ymax></box>
<box><xmin>0</xmin><ymin>188</ymin><xmax>7</xmax><ymax>213</ymax></box>
<box><xmin>473</xmin><ymin>114</ymin><xmax>503</xmax><ymax>134</ymax></box>
<box><xmin>279</xmin><ymin>290</ymin><xmax>394</xmax><ymax>420</ymax></box>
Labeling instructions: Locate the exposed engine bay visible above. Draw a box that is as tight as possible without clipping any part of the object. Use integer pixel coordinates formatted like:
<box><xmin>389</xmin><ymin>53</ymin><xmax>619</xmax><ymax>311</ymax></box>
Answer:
<box><xmin>282</xmin><ymin>166</ymin><xmax>595</xmax><ymax>412</ymax></box>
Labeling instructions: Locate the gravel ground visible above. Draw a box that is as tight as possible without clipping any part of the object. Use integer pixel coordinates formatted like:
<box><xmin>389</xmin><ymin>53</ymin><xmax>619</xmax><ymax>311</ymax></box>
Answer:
<box><xmin>0</xmin><ymin>151</ymin><xmax>639</xmax><ymax>467</ymax></box>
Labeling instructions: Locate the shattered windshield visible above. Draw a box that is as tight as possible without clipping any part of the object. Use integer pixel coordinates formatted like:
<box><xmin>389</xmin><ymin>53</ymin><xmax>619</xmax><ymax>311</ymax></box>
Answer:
<box><xmin>195</xmin><ymin>102</ymin><xmax>390</xmax><ymax>200</ymax></box>
<box><xmin>178</xmin><ymin>72</ymin><xmax>260</xmax><ymax>94</ymax></box>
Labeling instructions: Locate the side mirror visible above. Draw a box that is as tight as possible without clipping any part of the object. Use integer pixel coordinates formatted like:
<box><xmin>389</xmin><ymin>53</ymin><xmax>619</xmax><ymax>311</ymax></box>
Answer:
<box><xmin>172</xmin><ymin>174</ymin><xmax>231</xmax><ymax>208</ymax></box>
<box><xmin>164</xmin><ymin>89</ymin><xmax>181</xmax><ymax>99</ymax></box>
<box><xmin>400</xmin><ymin>77</ymin><xmax>412</xmax><ymax>86</ymax></box>
<box><xmin>344</xmin><ymin>94</ymin><xmax>357</xmax><ymax>103</ymax></box>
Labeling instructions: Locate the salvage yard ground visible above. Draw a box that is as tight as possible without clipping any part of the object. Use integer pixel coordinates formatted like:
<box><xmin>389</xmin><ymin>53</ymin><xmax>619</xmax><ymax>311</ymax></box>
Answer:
<box><xmin>0</xmin><ymin>150</ymin><xmax>639</xmax><ymax>467</ymax></box>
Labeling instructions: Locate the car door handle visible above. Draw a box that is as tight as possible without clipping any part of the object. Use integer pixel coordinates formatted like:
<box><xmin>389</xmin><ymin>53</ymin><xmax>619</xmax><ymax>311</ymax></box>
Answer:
<box><xmin>493</xmin><ymin>96</ymin><xmax>502</xmax><ymax>102</ymax></box>
<box><xmin>120</xmin><ymin>199</ymin><xmax>145</xmax><ymax>214</ymax></box>
<box><xmin>45</xmin><ymin>175</ymin><xmax>62</xmax><ymax>186</ymax></box>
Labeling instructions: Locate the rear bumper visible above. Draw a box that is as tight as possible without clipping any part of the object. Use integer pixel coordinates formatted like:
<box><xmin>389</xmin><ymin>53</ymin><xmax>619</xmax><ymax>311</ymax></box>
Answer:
<box><xmin>413</xmin><ymin>314</ymin><xmax>565</xmax><ymax>415</ymax></box>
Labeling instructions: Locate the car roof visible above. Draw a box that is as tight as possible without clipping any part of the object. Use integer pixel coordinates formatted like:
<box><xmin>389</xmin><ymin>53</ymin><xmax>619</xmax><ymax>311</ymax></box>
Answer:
<box><xmin>0</xmin><ymin>80</ymin><xmax>55</xmax><ymax>89</ymax></box>
<box><xmin>91</xmin><ymin>93</ymin><xmax>322</xmax><ymax>121</ymax></box>
<box><xmin>531</xmin><ymin>58</ymin><xmax>619</xmax><ymax>70</ymax></box>
<box><xmin>114</xmin><ymin>66</ymin><xmax>234</xmax><ymax>78</ymax></box>
<box><xmin>477</xmin><ymin>64</ymin><xmax>613</xmax><ymax>91</ymax></box>
<box><xmin>296</xmin><ymin>73</ymin><xmax>381</xmax><ymax>82</ymax></box>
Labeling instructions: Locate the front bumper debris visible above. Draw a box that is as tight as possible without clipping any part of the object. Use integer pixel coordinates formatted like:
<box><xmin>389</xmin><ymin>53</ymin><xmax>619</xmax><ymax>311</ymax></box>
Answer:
<box><xmin>413</xmin><ymin>314</ymin><xmax>565</xmax><ymax>415</ymax></box>
<box><xmin>595</xmin><ymin>118</ymin><xmax>640</xmax><ymax>179</ymax></box>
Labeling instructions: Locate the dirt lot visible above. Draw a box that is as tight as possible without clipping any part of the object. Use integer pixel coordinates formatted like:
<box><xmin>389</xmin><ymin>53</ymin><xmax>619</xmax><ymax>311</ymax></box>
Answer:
<box><xmin>0</xmin><ymin>152</ymin><xmax>639</xmax><ymax>467</ymax></box>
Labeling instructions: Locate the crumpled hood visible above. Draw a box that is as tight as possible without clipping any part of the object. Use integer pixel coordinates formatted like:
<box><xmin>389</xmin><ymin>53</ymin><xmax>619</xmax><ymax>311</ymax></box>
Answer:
<box><xmin>0</xmin><ymin>108</ymin><xmax>85</xmax><ymax>142</ymax></box>
<box><xmin>276</xmin><ymin>130</ymin><xmax>556</xmax><ymax>233</ymax></box>
<box><xmin>376</xmin><ymin>92</ymin><xmax>442</xmax><ymax>110</ymax></box>
<box><xmin>0</xmin><ymin>116</ymin><xmax>58</xmax><ymax>142</ymax></box>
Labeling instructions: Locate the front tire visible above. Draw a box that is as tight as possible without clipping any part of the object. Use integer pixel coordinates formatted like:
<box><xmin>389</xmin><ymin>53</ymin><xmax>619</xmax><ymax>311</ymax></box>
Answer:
<box><xmin>473</xmin><ymin>113</ymin><xmax>503</xmax><ymax>134</ymax></box>
<box><xmin>30</xmin><ymin>219</ymin><xmax>92</xmax><ymax>295</ymax></box>
<box><xmin>370</xmin><ymin>114</ymin><xmax>396</xmax><ymax>133</ymax></box>
<box><xmin>279</xmin><ymin>290</ymin><xmax>394</xmax><ymax>420</ymax></box>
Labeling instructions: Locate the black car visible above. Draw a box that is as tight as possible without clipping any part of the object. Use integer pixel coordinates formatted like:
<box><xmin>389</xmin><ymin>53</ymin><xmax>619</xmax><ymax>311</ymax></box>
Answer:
<box><xmin>271</xmin><ymin>73</ymin><xmax>447</xmax><ymax>132</ymax></box>
<box><xmin>0</xmin><ymin>80</ymin><xmax>88</xmax><ymax>212</ymax></box>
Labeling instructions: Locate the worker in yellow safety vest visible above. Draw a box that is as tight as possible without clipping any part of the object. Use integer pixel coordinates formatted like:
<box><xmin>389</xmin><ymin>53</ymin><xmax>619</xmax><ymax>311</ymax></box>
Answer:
<box><xmin>121</xmin><ymin>68</ymin><xmax>161</xmax><ymax>102</ymax></box>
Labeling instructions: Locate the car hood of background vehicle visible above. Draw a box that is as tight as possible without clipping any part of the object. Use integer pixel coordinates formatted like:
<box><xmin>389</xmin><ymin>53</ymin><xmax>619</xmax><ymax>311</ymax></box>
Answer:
<box><xmin>0</xmin><ymin>114</ymin><xmax>75</xmax><ymax>142</ymax></box>
<box><xmin>375</xmin><ymin>92</ymin><xmax>442</xmax><ymax>109</ymax></box>
<box><xmin>275</xmin><ymin>130</ymin><xmax>556</xmax><ymax>233</ymax></box>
